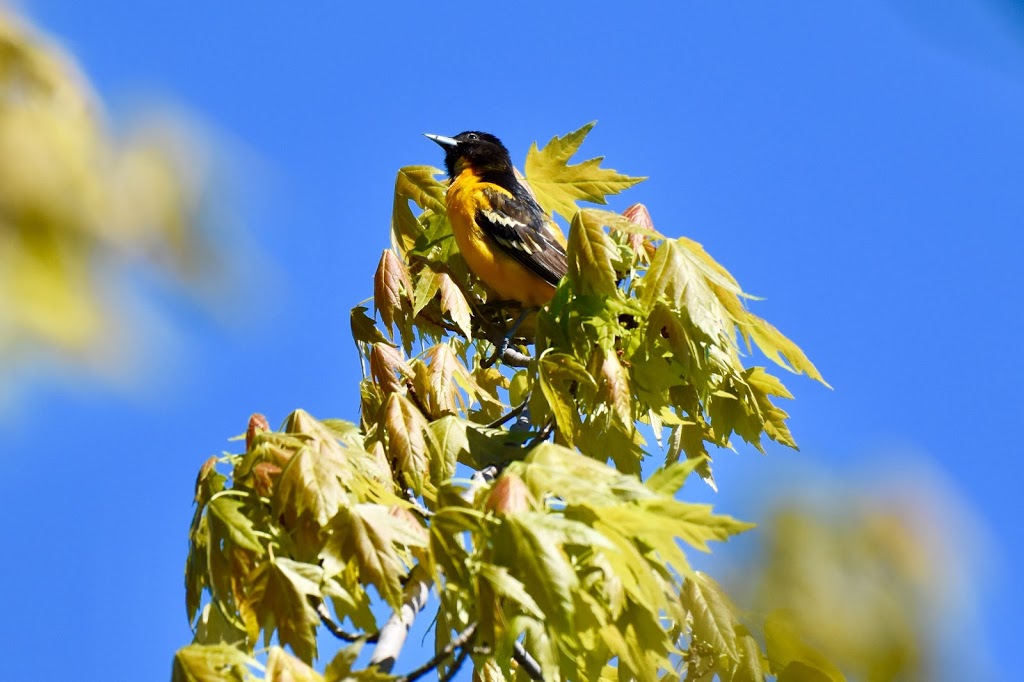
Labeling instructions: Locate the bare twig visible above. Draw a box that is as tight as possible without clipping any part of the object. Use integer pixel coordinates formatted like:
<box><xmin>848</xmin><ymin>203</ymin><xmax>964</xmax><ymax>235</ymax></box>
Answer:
<box><xmin>368</xmin><ymin>566</ymin><xmax>433</xmax><ymax>673</ymax></box>
<box><xmin>487</xmin><ymin>399</ymin><xmax>528</xmax><ymax>429</ymax></box>
<box><xmin>526</xmin><ymin>418</ymin><xmax>555</xmax><ymax>448</ymax></box>
<box><xmin>314</xmin><ymin>600</ymin><xmax>378</xmax><ymax>643</ymax></box>
<box><xmin>513</xmin><ymin>641</ymin><xmax>545</xmax><ymax>681</ymax></box>
<box><xmin>396</xmin><ymin>622</ymin><xmax>478</xmax><ymax>682</ymax></box>
<box><xmin>439</xmin><ymin>642</ymin><xmax>472</xmax><ymax>682</ymax></box>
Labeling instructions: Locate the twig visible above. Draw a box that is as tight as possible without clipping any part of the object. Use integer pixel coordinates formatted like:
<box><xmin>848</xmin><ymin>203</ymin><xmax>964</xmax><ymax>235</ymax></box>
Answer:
<box><xmin>487</xmin><ymin>399</ymin><xmax>528</xmax><ymax>429</ymax></box>
<box><xmin>368</xmin><ymin>566</ymin><xmax>434</xmax><ymax>673</ymax></box>
<box><xmin>314</xmin><ymin>600</ymin><xmax>378</xmax><ymax>643</ymax></box>
<box><xmin>526</xmin><ymin>419</ymin><xmax>555</xmax><ymax>448</ymax></box>
<box><xmin>396</xmin><ymin>622</ymin><xmax>478</xmax><ymax>682</ymax></box>
<box><xmin>439</xmin><ymin>642</ymin><xmax>472</xmax><ymax>682</ymax></box>
<box><xmin>513</xmin><ymin>641</ymin><xmax>545</xmax><ymax>681</ymax></box>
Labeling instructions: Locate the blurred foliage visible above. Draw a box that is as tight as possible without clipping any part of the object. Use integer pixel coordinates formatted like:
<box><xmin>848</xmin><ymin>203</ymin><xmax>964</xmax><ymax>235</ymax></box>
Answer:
<box><xmin>178</xmin><ymin>123</ymin><xmax>832</xmax><ymax>681</ymax></box>
<box><xmin>726</xmin><ymin>468</ymin><xmax>990</xmax><ymax>682</ymax></box>
<box><xmin>0</xmin><ymin>8</ymin><xmax>230</xmax><ymax>389</ymax></box>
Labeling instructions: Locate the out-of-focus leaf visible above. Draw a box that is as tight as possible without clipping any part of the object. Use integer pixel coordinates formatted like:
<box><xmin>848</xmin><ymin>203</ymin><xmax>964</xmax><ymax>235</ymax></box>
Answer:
<box><xmin>477</xmin><ymin>562</ymin><xmax>544</xmax><ymax>620</ymax></box>
<box><xmin>266</xmin><ymin>646</ymin><xmax>324</xmax><ymax>682</ymax></box>
<box><xmin>765</xmin><ymin>611</ymin><xmax>846</xmax><ymax>682</ymax></box>
<box><xmin>496</xmin><ymin>514</ymin><xmax>578</xmax><ymax>632</ymax></box>
<box><xmin>172</xmin><ymin>643</ymin><xmax>255</xmax><ymax>682</ymax></box>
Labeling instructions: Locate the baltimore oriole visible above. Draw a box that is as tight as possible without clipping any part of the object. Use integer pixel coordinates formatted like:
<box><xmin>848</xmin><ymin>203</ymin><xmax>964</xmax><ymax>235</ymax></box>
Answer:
<box><xmin>425</xmin><ymin>132</ymin><xmax>568</xmax><ymax>308</ymax></box>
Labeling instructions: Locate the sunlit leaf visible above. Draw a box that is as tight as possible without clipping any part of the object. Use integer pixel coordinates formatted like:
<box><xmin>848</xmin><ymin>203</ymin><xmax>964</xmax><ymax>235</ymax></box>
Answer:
<box><xmin>172</xmin><ymin>643</ymin><xmax>255</xmax><ymax>682</ymax></box>
<box><xmin>525</xmin><ymin>122</ymin><xmax>646</xmax><ymax>222</ymax></box>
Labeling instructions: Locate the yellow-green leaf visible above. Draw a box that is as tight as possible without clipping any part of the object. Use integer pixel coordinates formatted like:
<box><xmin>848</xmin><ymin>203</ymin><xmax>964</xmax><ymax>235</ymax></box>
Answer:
<box><xmin>438</xmin><ymin>272</ymin><xmax>472</xmax><ymax>339</ymax></box>
<box><xmin>683</xmin><ymin>573</ymin><xmax>741</xmax><ymax>663</ymax></box>
<box><xmin>320</xmin><ymin>503</ymin><xmax>426</xmax><ymax>609</ymax></box>
<box><xmin>172</xmin><ymin>643</ymin><xmax>255</xmax><ymax>682</ymax></box>
<box><xmin>567</xmin><ymin>210</ymin><xmax>618</xmax><ymax>296</ymax></box>
<box><xmin>525</xmin><ymin>122</ymin><xmax>646</xmax><ymax>222</ymax></box>
<box><xmin>266</xmin><ymin>646</ymin><xmax>324</xmax><ymax>682</ymax></box>
<box><xmin>381</xmin><ymin>392</ymin><xmax>432</xmax><ymax>495</ymax></box>
<box><xmin>246</xmin><ymin>557</ymin><xmax>324</xmax><ymax>664</ymax></box>
<box><xmin>765</xmin><ymin>610</ymin><xmax>846</xmax><ymax>682</ymax></box>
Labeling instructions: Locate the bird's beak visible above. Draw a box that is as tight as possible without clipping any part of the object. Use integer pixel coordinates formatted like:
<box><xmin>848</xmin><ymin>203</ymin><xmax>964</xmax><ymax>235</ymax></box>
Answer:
<box><xmin>424</xmin><ymin>133</ymin><xmax>459</xmax><ymax>149</ymax></box>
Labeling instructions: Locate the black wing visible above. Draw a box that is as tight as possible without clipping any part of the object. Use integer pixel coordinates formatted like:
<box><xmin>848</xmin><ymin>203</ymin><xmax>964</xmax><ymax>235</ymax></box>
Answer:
<box><xmin>476</xmin><ymin>187</ymin><xmax>568</xmax><ymax>288</ymax></box>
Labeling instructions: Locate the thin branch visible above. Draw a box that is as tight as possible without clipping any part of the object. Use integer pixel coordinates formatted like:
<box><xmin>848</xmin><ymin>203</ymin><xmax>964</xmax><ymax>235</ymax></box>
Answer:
<box><xmin>487</xmin><ymin>399</ymin><xmax>528</xmax><ymax>429</ymax></box>
<box><xmin>396</xmin><ymin>622</ymin><xmax>478</xmax><ymax>682</ymax></box>
<box><xmin>513</xmin><ymin>641</ymin><xmax>545</xmax><ymax>681</ymax></box>
<box><xmin>368</xmin><ymin>566</ymin><xmax>434</xmax><ymax>673</ymax></box>
<box><xmin>314</xmin><ymin>600</ymin><xmax>378</xmax><ymax>643</ymax></box>
<box><xmin>526</xmin><ymin>418</ymin><xmax>555</xmax><ymax>448</ymax></box>
<box><xmin>439</xmin><ymin>642</ymin><xmax>472</xmax><ymax>682</ymax></box>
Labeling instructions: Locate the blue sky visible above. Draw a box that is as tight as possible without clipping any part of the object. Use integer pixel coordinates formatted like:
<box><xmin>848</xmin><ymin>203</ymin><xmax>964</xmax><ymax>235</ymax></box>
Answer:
<box><xmin>2</xmin><ymin>1</ymin><xmax>1021</xmax><ymax>680</ymax></box>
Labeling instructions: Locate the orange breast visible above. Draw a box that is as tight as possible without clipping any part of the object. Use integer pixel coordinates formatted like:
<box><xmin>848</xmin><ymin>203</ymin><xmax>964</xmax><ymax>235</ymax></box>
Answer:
<box><xmin>446</xmin><ymin>172</ymin><xmax>556</xmax><ymax>307</ymax></box>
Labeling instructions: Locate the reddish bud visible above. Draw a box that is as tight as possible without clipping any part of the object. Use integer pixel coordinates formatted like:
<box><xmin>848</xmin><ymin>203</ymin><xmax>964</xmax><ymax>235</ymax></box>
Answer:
<box><xmin>246</xmin><ymin>413</ymin><xmax>271</xmax><ymax>450</ymax></box>
<box><xmin>484</xmin><ymin>473</ymin><xmax>535</xmax><ymax>515</ymax></box>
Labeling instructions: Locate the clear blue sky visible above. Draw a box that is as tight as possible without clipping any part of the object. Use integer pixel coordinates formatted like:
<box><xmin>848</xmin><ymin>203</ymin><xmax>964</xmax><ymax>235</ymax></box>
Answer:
<box><xmin>2</xmin><ymin>1</ymin><xmax>1021</xmax><ymax>680</ymax></box>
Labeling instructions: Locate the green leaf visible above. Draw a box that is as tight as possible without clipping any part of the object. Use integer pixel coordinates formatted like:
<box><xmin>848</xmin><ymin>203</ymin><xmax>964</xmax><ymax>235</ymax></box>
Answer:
<box><xmin>350</xmin><ymin>305</ymin><xmax>388</xmax><ymax>346</ymax></box>
<box><xmin>525</xmin><ymin>122</ymin><xmax>646</xmax><ymax>222</ymax></box>
<box><xmin>745</xmin><ymin>312</ymin><xmax>829</xmax><ymax>387</ymax></box>
<box><xmin>682</xmin><ymin>573</ymin><xmax>741</xmax><ymax>663</ymax></box>
<box><xmin>640</xmin><ymin>239</ymin><xmax>732</xmax><ymax>342</ymax></box>
<box><xmin>495</xmin><ymin>514</ymin><xmax>578</xmax><ymax>632</ymax></box>
<box><xmin>266</xmin><ymin>646</ymin><xmax>324</xmax><ymax>682</ymax></box>
<box><xmin>729</xmin><ymin>633</ymin><xmax>768</xmax><ymax>682</ymax></box>
<box><xmin>273</xmin><ymin>423</ymin><xmax>362</xmax><ymax>519</ymax></box>
<box><xmin>537</xmin><ymin>351</ymin><xmax>595</xmax><ymax>446</ymax></box>
<box><xmin>567</xmin><ymin>210</ymin><xmax>618</xmax><ymax>297</ymax></box>
<box><xmin>207</xmin><ymin>495</ymin><xmax>263</xmax><ymax>554</ymax></box>
<box><xmin>193</xmin><ymin>603</ymin><xmax>247</xmax><ymax>647</ymax></box>
<box><xmin>427</xmin><ymin>415</ymin><xmax>468</xmax><ymax>482</ymax></box>
<box><xmin>381</xmin><ymin>392</ymin><xmax>433</xmax><ymax>495</ymax></box>
<box><xmin>765</xmin><ymin>610</ymin><xmax>846</xmax><ymax>682</ymax></box>
<box><xmin>320</xmin><ymin>503</ymin><xmax>426</xmax><ymax>608</ymax></box>
<box><xmin>644</xmin><ymin>458</ymin><xmax>704</xmax><ymax>496</ymax></box>
<box><xmin>395</xmin><ymin>165</ymin><xmax>447</xmax><ymax>214</ymax></box>
<box><xmin>172</xmin><ymin>643</ymin><xmax>255</xmax><ymax>682</ymax></box>
<box><xmin>477</xmin><ymin>562</ymin><xmax>544</xmax><ymax>620</ymax></box>
<box><xmin>246</xmin><ymin>557</ymin><xmax>323</xmax><ymax>663</ymax></box>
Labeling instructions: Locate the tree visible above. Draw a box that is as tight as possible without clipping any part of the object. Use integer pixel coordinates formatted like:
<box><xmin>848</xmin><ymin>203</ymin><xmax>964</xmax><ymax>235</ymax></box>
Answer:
<box><xmin>175</xmin><ymin>123</ymin><xmax>833</xmax><ymax>682</ymax></box>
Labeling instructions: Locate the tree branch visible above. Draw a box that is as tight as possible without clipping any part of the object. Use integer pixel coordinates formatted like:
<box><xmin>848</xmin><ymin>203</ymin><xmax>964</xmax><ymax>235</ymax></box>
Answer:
<box><xmin>396</xmin><ymin>622</ymin><xmax>478</xmax><ymax>682</ymax></box>
<box><xmin>368</xmin><ymin>565</ymin><xmax>433</xmax><ymax>673</ymax></box>
<box><xmin>439</xmin><ymin>642</ymin><xmax>472</xmax><ymax>682</ymax></box>
<box><xmin>513</xmin><ymin>641</ymin><xmax>545</xmax><ymax>681</ymax></box>
<box><xmin>314</xmin><ymin>599</ymin><xmax>378</xmax><ymax>643</ymax></box>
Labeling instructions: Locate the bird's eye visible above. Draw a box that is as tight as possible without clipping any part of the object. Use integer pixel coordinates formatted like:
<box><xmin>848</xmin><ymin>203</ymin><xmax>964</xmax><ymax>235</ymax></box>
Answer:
<box><xmin>467</xmin><ymin>133</ymin><xmax>479</xmax><ymax>141</ymax></box>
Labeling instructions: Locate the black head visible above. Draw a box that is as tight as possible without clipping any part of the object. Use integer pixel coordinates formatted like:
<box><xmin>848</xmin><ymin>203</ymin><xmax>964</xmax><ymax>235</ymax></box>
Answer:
<box><xmin>424</xmin><ymin>131</ymin><xmax>513</xmax><ymax>181</ymax></box>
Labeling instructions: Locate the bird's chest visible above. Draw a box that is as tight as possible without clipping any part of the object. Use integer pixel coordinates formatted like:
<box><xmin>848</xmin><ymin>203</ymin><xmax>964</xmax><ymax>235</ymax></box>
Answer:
<box><xmin>446</xmin><ymin>174</ymin><xmax>498</xmax><ymax>249</ymax></box>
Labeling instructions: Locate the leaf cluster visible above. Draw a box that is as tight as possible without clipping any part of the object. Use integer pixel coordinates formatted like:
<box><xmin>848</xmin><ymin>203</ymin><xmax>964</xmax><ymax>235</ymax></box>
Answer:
<box><xmin>179</xmin><ymin>123</ymin><xmax>830</xmax><ymax>681</ymax></box>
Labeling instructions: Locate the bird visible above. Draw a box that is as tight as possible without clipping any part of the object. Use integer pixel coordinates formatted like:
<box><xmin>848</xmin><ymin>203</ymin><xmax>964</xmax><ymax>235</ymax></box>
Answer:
<box><xmin>424</xmin><ymin>131</ymin><xmax>568</xmax><ymax>308</ymax></box>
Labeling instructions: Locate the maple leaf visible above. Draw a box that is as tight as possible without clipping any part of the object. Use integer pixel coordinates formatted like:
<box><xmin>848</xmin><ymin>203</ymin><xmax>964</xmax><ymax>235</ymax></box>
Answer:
<box><xmin>525</xmin><ymin>122</ymin><xmax>645</xmax><ymax>222</ymax></box>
